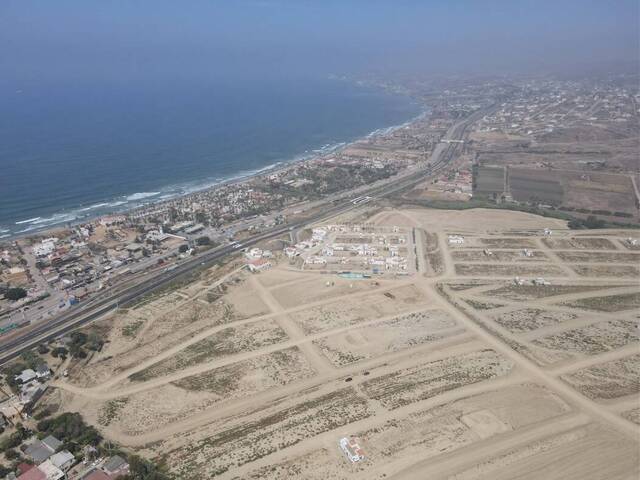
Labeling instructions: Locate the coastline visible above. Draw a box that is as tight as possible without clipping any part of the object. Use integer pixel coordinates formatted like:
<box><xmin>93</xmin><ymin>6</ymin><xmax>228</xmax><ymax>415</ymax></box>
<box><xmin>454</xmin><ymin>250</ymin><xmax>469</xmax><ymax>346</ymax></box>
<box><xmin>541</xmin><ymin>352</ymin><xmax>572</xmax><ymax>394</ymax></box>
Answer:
<box><xmin>2</xmin><ymin>105</ymin><xmax>427</xmax><ymax>242</ymax></box>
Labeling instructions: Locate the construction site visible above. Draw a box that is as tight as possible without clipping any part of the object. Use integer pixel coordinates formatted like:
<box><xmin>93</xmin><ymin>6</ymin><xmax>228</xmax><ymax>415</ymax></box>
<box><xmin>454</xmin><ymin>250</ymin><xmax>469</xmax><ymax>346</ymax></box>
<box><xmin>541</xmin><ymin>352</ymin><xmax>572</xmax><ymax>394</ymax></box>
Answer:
<box><xmin>32</xmin><ymin>206</ymin><xmax>638</xmax><ymax>480</ymax></box>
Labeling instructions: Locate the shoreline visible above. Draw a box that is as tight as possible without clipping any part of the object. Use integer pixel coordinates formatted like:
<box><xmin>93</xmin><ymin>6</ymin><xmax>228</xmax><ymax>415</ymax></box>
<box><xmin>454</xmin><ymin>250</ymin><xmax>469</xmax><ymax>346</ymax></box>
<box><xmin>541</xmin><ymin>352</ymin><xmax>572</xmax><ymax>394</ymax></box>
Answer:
<box><xmin>2</xmin><ymin>105</ymin><xmax>427</xmax><ymax>242</ymax></box>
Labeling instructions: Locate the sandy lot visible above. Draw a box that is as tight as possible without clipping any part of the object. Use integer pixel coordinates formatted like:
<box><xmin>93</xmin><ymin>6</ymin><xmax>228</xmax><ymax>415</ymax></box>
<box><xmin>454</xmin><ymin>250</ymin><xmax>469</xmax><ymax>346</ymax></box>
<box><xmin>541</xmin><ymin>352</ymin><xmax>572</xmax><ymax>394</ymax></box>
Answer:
<box><xmin>49</xmin><ymin>208</ymin><xmax>639</xmax><ymax>479</ymax></box>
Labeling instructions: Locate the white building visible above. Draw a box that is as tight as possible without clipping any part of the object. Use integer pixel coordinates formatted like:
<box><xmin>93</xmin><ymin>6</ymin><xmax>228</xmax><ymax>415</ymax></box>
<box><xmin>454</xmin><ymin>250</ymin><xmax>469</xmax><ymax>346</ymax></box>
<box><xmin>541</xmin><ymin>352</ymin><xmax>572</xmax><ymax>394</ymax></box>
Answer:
<box><xmin>37</xmin><ymin>459</ymin><xmax>66</xmax><ymax>480</ymax></box>
<box><xmin>33</xmin><ymin>238</ymin><xmax>58</xmax><ymax>258</ymax></box>
<box><xmin>448</xmin><ymin>235</ymin><xmax>465</xmax><ymax>245</ymax></box>
<box><xmin>339</xmin><ymin>437</ymin><xmax>365</xmax><ymax>463</ymax></box>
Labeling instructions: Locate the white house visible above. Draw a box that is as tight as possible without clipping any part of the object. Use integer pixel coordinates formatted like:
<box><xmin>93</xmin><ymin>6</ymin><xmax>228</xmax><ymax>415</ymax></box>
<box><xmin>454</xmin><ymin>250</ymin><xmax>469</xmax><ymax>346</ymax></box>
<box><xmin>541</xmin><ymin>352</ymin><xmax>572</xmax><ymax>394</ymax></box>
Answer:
<box><xmin>339</xmin><ymin>437</ymin><xmax>365</xmax><ymax>463</ymax></box>
<box><xmin>448</xmin><ymin>235</ymin><xmax>465</xmax><ymax>245</ymax></box>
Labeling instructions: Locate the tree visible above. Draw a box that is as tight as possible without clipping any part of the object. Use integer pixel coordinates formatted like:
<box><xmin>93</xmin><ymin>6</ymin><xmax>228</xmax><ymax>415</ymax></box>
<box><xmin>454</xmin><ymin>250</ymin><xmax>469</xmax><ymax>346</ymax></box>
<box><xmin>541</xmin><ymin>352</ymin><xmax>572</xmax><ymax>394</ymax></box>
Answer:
<box><xmin>5</xmin><ymin>287</ymin><xmax>27</xmax><ymax>301</ymax></box>
<box><xmin>51</xmin><ymin>347</ymin><xmax>68</xmax><ymax>359</ymax></box>
<box><xmin>195</xmin><ymin>236</ymin><xmax>210</xmax><ymax>246</ymax></box>
<box><xmin>178</xmin><ymin>244</ymin><xmax>189</xmax><ymax>254</ymax></box>
<box><xmin>4</xmin><ymin>449</ymin><xmax>19</xmax><ymax>460</ymax></box>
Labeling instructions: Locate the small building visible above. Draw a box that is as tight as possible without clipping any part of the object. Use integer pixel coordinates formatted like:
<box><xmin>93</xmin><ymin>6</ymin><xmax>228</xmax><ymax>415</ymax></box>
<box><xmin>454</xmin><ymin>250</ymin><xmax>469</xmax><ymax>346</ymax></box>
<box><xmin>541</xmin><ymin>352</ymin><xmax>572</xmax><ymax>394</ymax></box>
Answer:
<box><xmin>15</xmin><ymin>369</ymin><xmax>37</xmax><ymax>384</ymax></box>
<box><xmin>49</xmin><ymin>450</ymin><xmax>75</xmax><ymax>472</ymax></box>
<box><xmin>36</xmin><ymin>364</ymin><xmax>51</xmax><ymax>379</ymax></box>
<box><xmin>102</xmin><ymin>455</ymin><xmax>130</xmax><ymax>477</ymax></box>
<box><xmin>448</xmin><ymin>235</ymin><xmax>464</xmax><ymax>245</ymax></box>
<box><xmin>17</xmin><ymin>467</ymin><xmax>46</xmax><ymax>480</ymax></box>
<box><xmin>125</xmin><ymin>244</ymin><xmax>143</xmax><ymax>257</ymax></box>
<box><xmin>80</xmin><ymin>470</ymin><xmax>110</xmax><ymax>480</ymax></box>
<box><xmin>339</xmin><ymin>436</ymin><xmax>366</xmax><ymax>463</ymax></box>
<box><xmin>184</xmin><ymin>224</ymin><xmax>205</xmax><ymax>235</ymax></box>
<box><xmin>247</xmin><ymin>258</ymin><xmax>272</xmax><ymax>273</ymax></box>
<box><xmin>37</xmin><ymin>460</ymin><xmax>65</xmax><ymax>480</ymax></box>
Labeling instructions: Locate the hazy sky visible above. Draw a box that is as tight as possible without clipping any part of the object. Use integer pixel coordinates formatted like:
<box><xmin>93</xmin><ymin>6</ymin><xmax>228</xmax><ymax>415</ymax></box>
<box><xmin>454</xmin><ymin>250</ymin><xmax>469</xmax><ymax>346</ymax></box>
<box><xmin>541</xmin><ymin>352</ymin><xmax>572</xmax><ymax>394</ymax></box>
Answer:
<box><xmin>1</xmin><ymin>0</ymin><xmax>638</xmax><ymax>87</ymax></box>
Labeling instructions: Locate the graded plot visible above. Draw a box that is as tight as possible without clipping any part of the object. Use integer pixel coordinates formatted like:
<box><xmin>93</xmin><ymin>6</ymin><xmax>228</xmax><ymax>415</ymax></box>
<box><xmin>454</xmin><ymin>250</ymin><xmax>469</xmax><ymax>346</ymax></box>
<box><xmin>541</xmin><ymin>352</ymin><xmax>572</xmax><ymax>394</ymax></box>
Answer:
<box><xmin>559</xmin><ymin>292</ymin><xmax>640</xmax><ymax>312</ymax></box>
<box><xmin>492</xmin><ymin>309</ymin><xmax>578</xmax><ymax>334</ymax></box>
<box><xmin>357</xmin><ymin>384</ymin><xmax>570</xmax><ymax>475</ymax></box>
<box><xmin>445</xmin><ymin>281</ymin><xmax>493</xmax><ymax>292</ymax></box>
<box><xmin>555</xmin><ymin>251</ymin><xmax>640</xmax><ymax>264</ymax></box>
<box><xmin>219</xmin><ymin>281</ymin><xmax>271</xmax><ymax>318</ymax></box>
<box><xmin>360</xmin><ymin>349</ymin><xmax>513</xmax><ymax>410</ymax></box>
<box><xmin>442</xmin><ymin>422</ymin><xmax>638</xmax><ymax>480</ymax></box>
<box><xmin>257</xmin><ymin>269</ymin><xmax>310</xmax><ymax>288</ymax></box>
<box><xmin>451</xmin><ymin>250</ymin><xmax>549</xmax><ymax>262</ymax></box>
<box><xmin>129</xmin><ymin>319</ymin><xmax>288</xmax><ymax>381</ymax></box>
<box><xmin>96</xmin><ymin>385</ymin><xmax>220</xmax><ymax>436</ymax></box>
<box><xmin>69</xmin><ymin>299</ymin><xmax>235</xmax><ymax>387</ymax></box>
<box><xmin>622</xmin><ymin>408</ymin><xmax>640</xmax><ymax>425</ymax></box>
<box><xmin>561</xmin><ymin>354</ymin><xmax>640</xmax><ymax>401</ymax></box>
<box><xmin>93</xmin><ymin>348</ymin><xmax>316</xmax><ymax>437</ymax></box>
<box><xmin>172</xmin><ymin>347</ymin><xmax>316</xmax><ymax>395</ymax></box>
<box><xmin>313</xmin><ymin>310</ymin><xmax>464</xmax><ymax>366</ymax></box>
<box><xmin>462</xmin><ymin>299</ymin><xmax>505</xmax><ymax>311</ymax></box>
<box><xmin>454</xmin><ymin>264</ymin><xmax>566</xmax><ymax>277</ymax></box>
<box><xmin>167</xmin><ymin>387</ymin><xmax>374</xmax><ymax>478</ymax></box>
<box><xmin>542</xmin><ymin>237</ymin><xmax>617</xmax><ymax>250</ymax></box>
<box><xmin>480</xmin><ymin>284</ymin><xmax>615</xmax><ymax>302</ymax></box>
<box><xmin>477</xmin><ymin>238</ymin><xmax>538</xmax><ymax>249</ymax></box>
<box><xmin>290</xmin><ymin>285</ymin><xmax>427</xmax><ymax>335</ymax></box>
<box><xmin>531</xmin><ymin>319</ymin><xmax>639</xmax><ymax>358</ymax></box>
<box><xmin>570</xmin><ymin>264</ymin><xmax>640</xmax><ymax>277</ymax></box>
<box><xmin>270</xmin><ymin>277</ymin><xmax>384</xmax><ymax>309</ymax></box>
<box><xmin>238</xmin><ymin>449</ymin><xmax>350</xmax><ymax>480</ymax></box>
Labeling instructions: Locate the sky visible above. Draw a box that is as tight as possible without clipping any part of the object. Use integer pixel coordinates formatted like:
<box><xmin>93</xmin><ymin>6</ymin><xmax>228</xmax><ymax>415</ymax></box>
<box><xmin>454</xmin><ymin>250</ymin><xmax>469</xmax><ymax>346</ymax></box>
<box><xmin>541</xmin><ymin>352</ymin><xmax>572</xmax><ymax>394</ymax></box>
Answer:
<box><xmin>0</xmin><ymin>0</ymin><xmax>638</xmax><ymax>88</ymax></box>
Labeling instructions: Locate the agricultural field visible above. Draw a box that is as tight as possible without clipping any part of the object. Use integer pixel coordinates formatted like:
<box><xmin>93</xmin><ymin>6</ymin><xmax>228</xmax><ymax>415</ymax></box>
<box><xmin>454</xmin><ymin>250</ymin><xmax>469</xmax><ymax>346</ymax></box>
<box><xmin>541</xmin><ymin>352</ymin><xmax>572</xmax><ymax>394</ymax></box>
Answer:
<box><xmin>45</xmin><ymin>207</ymin><xmax>638</xmax><ymax>479</ymax></box>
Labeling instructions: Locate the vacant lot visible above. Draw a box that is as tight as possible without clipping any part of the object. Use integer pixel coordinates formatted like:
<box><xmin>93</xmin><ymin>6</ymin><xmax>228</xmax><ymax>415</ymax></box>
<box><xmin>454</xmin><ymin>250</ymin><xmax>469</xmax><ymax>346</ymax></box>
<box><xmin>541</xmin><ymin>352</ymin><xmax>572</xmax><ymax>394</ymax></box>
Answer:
<box><xmin>571</xmin><ymin>264</ymin><xmax>640</xmax><ymax>277</ymax></box>
<box><xmin>492</xmin><ymin>308</ymin><xmax>578</xmax><ymax>334</ymax></box>
<box><xmin>542</xmin><ymin>237</ymin><xmax>617</xmax><ymax>250</ymax></box>
<box><xmin>561</xmin><ymin>354</ymin><xmax>640</xmax><ymax>401</ymax></box>
<box><xmin>290</xmin><ymin>285</ymin><xmax>427</xmax><ymax>335</ymax></box>
<box><xmin>555</xmin><ymin>251</ymin><xmax>640</xmax><ymax>263</ymax></box>
<box><xmin>454</xmin><ymin>264</ymin><xmax>566</xmax><ymax>277</ymax></box>
<box><xmin>167</xmin><ymin>387</ymin><xmax>373</xmax><ymax>478</ymax></box>
<box><xmin>314</xmin><ymin>309</ymin><xmax>463</xmax><ymax>366</ymax></box>
<box><xmin>532</xmin><ymin>319</ymin><xmax>639</xmax><ymax>356</ymax></box>
<box><xmin>173</xmin><ymin>347</ymin><xmax>316</xmax><ymax>394</ymax></box>
<box><xmin>360</xmin><ymin>349</ymin><xmax>513</xmax><ymax>409</ymax></box>
<box><xmin>451</xmin><ymin>250</ymin><xmax>549</xmax><ymax>262</ymax></box>
<box><xmin>560</xmin><ymin>292</ymin><xmax>640</xmax><ymax>312</ymax></box>
<box><xmin>129</xmin><ymin>319</ymin><xmax>288</xmax><ymax>381</ymax></box>
<box><xmin>481</xmin><ymin>284</ymin><xmax>611</xmax><ymax>302</ymax></box>
<box><xmin>478</xmin><ymin>237</ymin><xmax>538</xmax><ymax>249</ymax></box>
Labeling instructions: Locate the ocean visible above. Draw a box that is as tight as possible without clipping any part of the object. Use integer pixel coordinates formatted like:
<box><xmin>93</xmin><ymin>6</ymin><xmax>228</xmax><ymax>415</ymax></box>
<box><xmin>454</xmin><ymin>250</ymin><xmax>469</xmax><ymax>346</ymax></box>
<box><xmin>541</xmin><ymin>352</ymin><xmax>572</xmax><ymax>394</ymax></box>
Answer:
<box><xmin>0</xmin><ymin>77</ymin><xmax>421</xmax><ymax>238</ymax></box>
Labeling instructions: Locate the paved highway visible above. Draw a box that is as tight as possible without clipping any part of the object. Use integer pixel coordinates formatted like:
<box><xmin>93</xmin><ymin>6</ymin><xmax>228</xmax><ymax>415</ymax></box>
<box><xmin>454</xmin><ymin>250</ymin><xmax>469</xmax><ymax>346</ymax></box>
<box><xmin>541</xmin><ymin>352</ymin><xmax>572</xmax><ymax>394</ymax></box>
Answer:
<box><xmin>0</xmin><ymin>105</ymin><xmax>491</xmax><ymax>365</ymax></box>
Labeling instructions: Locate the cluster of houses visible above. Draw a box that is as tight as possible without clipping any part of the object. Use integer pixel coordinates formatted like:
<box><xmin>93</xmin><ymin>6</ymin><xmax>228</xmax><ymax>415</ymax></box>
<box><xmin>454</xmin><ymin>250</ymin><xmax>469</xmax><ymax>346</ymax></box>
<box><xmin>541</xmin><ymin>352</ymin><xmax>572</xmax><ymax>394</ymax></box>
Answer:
<box><xmin>11</xmin><ymin>441</ymin><xmax>129</xmax><ymax>480</ymax></box>
<box><xmin>244</xmin><ymin>248</ymin><xmax>273</xmax><ymax>273</ymax></box>
<box><xmin>9</xmin><ymin>365</ymin><xmax>51</xmax><ymax>416</ymax></box>
<box><xmin>292</xmin><ymin>225</ymin><xmax>410</xmax><ymax>274</ymax></box>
